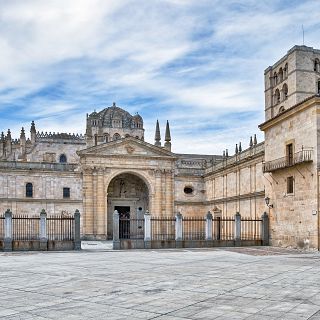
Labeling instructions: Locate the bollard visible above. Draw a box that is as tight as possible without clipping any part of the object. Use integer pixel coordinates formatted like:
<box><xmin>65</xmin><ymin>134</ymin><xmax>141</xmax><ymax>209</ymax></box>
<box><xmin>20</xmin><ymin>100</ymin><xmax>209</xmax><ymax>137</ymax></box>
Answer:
<box><xmin>39</xmin><ymin>209</ymin><xmax>48</xmax><ymax>251</ymax></box>
<box><xmin>261</xmin><ymin>212</ymin><xmax>269</xmax><ymax>246</ymax></box>
<box><xmin>205</xmin><ymin>211</ymin><xmax>213</xmax><ymax>241</ymax></box>
<box><xmin>234</xmin><ymin>212</ymin><xmax>241</xmax><ymax>246</ymax></box>
<box><xmin>4</xmin><ymin>209</ymin><xmax>12</xmax><ymax>252</ymax></box>
<box><xmin>144</xmin><ymin>210</ymin><xmax>151</xmax><ymax>249</ymax></box>
<box><xmin>74</xmin><ymin>209</ymin><xmax>81</xmax><ymax>250</ymax></box>
<box><xmin>113</xmin><ymin>210</ymin><xmax>120</xmax><ymax>250</ymax></box>
<box><xmin>175</xmin><ymin>212</ymin><xmax>183</xmax><ymax>248</ymax></box>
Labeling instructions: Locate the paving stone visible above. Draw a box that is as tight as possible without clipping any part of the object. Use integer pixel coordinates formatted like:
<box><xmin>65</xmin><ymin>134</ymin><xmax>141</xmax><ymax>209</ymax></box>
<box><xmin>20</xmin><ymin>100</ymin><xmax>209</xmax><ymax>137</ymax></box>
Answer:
<box><xmin>0</xmin><ymin>247</ymin><xmax>319</xmax><ymax>319</ymax></box>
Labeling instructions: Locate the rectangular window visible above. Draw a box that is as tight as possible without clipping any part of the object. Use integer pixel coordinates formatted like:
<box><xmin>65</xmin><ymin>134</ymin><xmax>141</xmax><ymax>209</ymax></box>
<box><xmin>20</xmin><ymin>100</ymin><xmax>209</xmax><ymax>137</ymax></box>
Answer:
<box><xmin>63</xmin><ymin>187</ymin><xmax>70</xmax><ymax>199</ymax></box>
<box><xmin>287</xmin><ymin>176</ymin><xmax>294</xmax><ymax>194</ymax></box>
<box><xmin>286</xmin><ymin>143</ymin><xmax>293</xmax><ymax>166</ymax></box>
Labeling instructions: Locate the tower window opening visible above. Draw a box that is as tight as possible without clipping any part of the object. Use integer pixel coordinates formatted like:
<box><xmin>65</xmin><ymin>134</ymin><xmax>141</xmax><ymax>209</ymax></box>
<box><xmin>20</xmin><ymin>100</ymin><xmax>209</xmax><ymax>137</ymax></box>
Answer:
<box><xmin>274</xmin><ymin>89</ymin><xmax>280</xmax><ymax>104</ymax></box>
<box><xmin>284</xmin><ymin>63</ymin><xmax>288</xmax><ymax>78</ymax></box>
<box><xmin>282</xmin><ymin>83</ymin><xmax>288</xmax><ymax>100</ymax></box>
<box><xmin>279</xmin><ymin>68</ymin><xmax>283</xmax><ymax>82</ymax></box>
<box><xmin>273</xmin><ymin>72</ymin><xmax>278</xmax><ymax>85</ymax></box>
<box><xmin>314</xmin><ymin>59</ymin><xmax>320</xmax><ymax>72</ymax></box>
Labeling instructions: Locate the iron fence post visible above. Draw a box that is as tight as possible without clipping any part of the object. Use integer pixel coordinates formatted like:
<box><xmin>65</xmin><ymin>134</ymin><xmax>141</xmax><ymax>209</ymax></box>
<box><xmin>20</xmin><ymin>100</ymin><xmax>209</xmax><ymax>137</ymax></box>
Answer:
<box><xmin>144</xmin><ymin>210</ymin><xmax>151</xmax><ymax>249</ymax></box>
<box><xmin>4</xmin><ymin>209</ymin><xmax>12</xmax><ymax>252</ymax></box>
<box><xmin>175</xmin><ymin>212</ymin><xmax>183</xmax><ymax>248</ymax></box>
<box><xmin>113</xmin><ymin>210</ymin><xmax>120</xmax><ymax>250</ymax></box>
<box><xmin>74</xmin><ymin>209</ymin><xmax>81</xmax><ymax>250</ymax></box>
<box><xmin>39</xmin><ymin>209</ymin><xmax>48</xmax><ymax>251</ymax></box>
<box><xmin>261</xmin><ymin>212</ymin><xmax>269</xmax><ymax>246</ymax></box>
<box><xmin>235</xmin><ymin>212</ymin><xmax>241</xmax><ymax>246</ymax></box>
<box><xmin>205</xmin><ymin>211</ymin><xmax>213</xmax><ymax>241</ymax></box>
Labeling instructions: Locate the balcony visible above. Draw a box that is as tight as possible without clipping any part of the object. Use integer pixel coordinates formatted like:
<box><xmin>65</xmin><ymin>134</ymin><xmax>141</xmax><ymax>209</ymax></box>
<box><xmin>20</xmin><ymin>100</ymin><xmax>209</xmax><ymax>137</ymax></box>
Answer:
<box><xmin>263</xmin><ymin>149</ymin><xmax>313</xmax><ymax>173</ymax></box>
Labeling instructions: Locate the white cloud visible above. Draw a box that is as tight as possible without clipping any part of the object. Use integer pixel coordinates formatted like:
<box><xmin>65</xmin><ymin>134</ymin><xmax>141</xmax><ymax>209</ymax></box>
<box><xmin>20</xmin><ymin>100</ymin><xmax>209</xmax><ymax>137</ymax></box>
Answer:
<box><xmin>0</xmin><ymin>0</ymin><xmax>319</xmax><ymax>154</ymax></box>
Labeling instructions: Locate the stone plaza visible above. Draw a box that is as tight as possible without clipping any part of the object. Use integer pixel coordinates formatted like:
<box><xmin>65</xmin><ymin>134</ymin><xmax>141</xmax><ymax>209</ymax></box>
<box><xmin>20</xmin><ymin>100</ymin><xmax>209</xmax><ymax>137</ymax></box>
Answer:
<box><xmin>1</xmin><ymin>247</ymin><xmax>320</xmax><ymax>319</ymax></box>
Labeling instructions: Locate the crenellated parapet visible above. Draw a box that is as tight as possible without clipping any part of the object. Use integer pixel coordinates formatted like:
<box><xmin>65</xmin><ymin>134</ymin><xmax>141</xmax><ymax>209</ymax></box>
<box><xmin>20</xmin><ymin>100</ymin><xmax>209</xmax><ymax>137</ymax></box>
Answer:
<box><xmin>35</xmin><ymin>131</ymin><xmax>85</xmax><ymax>144</ymax></box>
<box><xmin>0</xmin><ymin>120</ymin><xmax>85</xmax><ymax>162</ymax></box>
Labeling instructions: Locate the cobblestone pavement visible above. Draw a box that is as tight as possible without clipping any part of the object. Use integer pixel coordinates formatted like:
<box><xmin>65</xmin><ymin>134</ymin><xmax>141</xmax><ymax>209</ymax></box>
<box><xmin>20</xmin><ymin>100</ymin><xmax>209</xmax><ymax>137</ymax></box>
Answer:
<box><xmin>0</xmin><ymin>246</ymin><xmax>320</xmax><ymax>319</ymax></box>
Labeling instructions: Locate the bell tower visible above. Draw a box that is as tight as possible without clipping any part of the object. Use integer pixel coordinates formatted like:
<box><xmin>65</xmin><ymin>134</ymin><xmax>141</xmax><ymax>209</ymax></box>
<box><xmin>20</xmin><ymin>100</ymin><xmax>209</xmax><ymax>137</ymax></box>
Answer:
<box><xmin>264</xmin><ymin>45</ymin><xmax>320</xmax><ymax>121</ymax></box>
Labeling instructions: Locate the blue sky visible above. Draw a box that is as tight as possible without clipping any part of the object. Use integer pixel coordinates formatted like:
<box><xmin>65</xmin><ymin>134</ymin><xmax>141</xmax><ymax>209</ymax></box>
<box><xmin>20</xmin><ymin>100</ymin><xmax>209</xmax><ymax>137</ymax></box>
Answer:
<box><xmin>0</xmin><ymin>0</ymin><xmax>319</xmax><ymax>154</ymax></box>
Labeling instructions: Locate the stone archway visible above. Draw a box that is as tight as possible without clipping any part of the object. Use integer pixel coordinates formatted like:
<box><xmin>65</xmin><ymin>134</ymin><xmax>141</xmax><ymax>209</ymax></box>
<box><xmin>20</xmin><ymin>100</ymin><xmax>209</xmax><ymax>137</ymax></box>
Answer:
<box><xmin>106</xmin><ymin>173</ymin><xmax>149</xmax><ymax>239</ymax></box>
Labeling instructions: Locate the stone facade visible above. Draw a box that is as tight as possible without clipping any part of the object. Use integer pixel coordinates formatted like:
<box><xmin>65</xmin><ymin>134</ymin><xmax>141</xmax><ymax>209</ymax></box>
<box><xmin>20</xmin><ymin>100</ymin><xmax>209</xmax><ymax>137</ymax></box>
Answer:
<box><xmin>1</xmin><ymin>45</ymin><xmax>320</xmax><ymax>248</ymax></box>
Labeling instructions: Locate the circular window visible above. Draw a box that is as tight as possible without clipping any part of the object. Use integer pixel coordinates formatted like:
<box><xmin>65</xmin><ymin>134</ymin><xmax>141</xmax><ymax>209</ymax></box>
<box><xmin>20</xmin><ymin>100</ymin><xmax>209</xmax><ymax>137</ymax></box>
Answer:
<box><xmin>184</xmin><ymin>186</ymin><xmax>194</xmax><ymax>195</ymax></box>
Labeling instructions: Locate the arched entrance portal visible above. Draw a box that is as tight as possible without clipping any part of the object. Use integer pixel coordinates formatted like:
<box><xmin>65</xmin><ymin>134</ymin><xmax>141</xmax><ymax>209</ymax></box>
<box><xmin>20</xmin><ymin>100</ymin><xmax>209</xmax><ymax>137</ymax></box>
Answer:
<box><xmin>107</xmin><ymin>173</ymin><xmax>149</xmax><ymax>239</ymax></box>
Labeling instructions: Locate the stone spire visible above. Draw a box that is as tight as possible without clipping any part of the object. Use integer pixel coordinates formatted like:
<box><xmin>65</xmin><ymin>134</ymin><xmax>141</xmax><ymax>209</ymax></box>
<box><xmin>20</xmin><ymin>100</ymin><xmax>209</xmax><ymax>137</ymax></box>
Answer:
<box><xmin>253</xmin><ymin>134</ymin><xmax>257</xmax><ymax>145</ymax></box>
<box><xmin>164</xmin><ymin>120</ymin><xmax>171</xmax><ymax>151</ymax></box>
<box><xmin>20</xmin><ymin>127</ymin><xmax>26</xmax><ymax>155</ymax></box>
<box><xmin>154</xmin><ymin>120</ymin><xmax>161</xmax><ymax>147</ymax></box>
<box><xmin>30</xmin><ymin>121</ymin><xmax>36</xmax><ymax>144</ymax></box>
<box><xmin>249</xmin><ymin>136</ymin><xmax>253</xmax><ymax>148</ymax></box>
<box><xmin>239</xmin><ymin>142</ymin><xmax>242</xmax><ymax>153</ymax></box>
<box><xmin>226</xmin><ymin>149</ymin><xmax>228</xmax><ymax>157</ymax></box>
<box><xmin>0</xmin><ymin>132</ymin><xmax>4</xmax><ymax>157</ymax></box>
<box><xmin>235</xmin><ymin>143</ymin><xmax>238</xmax><ymax>154</ymax></box>
<box><xmin>6</xmin><ymin>129</ymin><xmax>12</xmax><ymax>154</ymax></box>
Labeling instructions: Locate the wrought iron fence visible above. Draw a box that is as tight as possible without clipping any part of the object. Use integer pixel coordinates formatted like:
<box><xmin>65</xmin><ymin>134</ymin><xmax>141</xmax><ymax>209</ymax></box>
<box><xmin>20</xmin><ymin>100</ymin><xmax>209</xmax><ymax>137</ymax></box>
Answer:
<box><xmin>47</xmin><ymin>215</ymin><xmax>74</xmax><ymax>241</ymax></box>
<box><xmin>214</xmin><ymin>217</ymin><xmax>235</xmax><ymax>240</ymax></box>
<box><xmin>241</xmin><ymin>217</ymin><xmax>262</xmax><ymax>240</ymax></box>
<box><xmin>119</xmin><ymin>217</ymin><xmax>144</xmax><ymax>239</ymax></box>
<box><xmin>151</xmin><ymin>216</ymin><xmax>176</xmax><ymax>240</ymax></box>
<box><xmin>182</xmin><ymin>217</ymin><xmax>206</xmax><ymax>240</ymax></box>
<box><xmin>12</xmin><ymin>215</ymin><xmax>40</xmax><ymax>240</ymax></box>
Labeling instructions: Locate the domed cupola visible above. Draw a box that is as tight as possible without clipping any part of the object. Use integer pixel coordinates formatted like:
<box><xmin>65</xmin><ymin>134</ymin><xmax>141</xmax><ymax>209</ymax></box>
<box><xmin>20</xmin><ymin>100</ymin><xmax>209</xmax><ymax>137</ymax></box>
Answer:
<box><xmin>86</xmin><ymin>102</ymin><xmax>144</xmax><ymax>147</ymax></box>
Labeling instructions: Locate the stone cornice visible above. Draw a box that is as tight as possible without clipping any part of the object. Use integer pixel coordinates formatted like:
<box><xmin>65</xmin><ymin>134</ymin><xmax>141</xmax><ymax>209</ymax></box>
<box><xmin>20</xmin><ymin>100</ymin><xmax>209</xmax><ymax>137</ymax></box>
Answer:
<box><xmin>0</xmin><ymin>197</ymin><xmax>82</xmax><ymax>204</ymax></box>
<box><xmin>77</xmin><ymin>136</ymin><xmax>177</xmax><ymax>159</ymax></box>
<box><xmin>175</xmin><ymin>190</ymin><xmax>265</xmax><ymax>206</ymax></box>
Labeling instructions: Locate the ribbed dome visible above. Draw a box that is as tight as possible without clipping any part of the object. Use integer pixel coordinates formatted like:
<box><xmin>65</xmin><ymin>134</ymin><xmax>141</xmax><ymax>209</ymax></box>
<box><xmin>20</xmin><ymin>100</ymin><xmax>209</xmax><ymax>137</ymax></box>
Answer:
<box><xmin>88</xmin><ymin>104</ymin><xmax>143</xmax><ymax>129</ymax></box>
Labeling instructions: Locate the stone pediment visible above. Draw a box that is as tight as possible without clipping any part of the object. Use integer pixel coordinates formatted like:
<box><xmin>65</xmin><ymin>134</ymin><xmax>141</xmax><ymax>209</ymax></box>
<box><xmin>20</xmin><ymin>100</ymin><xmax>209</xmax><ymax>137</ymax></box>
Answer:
<box><xmin>77</xmin><ymin>137</ymin><xmax>176</xmax><ymax>159</ymax></box>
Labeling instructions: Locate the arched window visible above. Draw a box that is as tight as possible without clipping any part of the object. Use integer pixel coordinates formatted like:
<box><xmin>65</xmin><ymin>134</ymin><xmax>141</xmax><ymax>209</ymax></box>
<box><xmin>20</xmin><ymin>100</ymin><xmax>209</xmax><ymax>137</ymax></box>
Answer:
<box><xmin>274</xmin><ymin>89</ymin><xmax>280</xmax><ymax>104</ymax></box>
<box><xmin>125</xmin><ymin>134</ymin><xmax>130</xmax><ymax>138</ymax></box>
<box><xmin>104</xmin><ymin>134</ymin><xmax>109</xmax><ymax>143</ymax></box>
<box><xmin>273</xmin><ymin>72</ymin><xmax>278</xmax><ymax>85</ymax></box>
<box><xmin>284</xmin><ymin>63</ymin><xmax>288</xmax><ymax>78</ymax></box>
<box><xmin>59</xmin><ymin>154</ymin><xmax>67</xmax><ymax>163</ymax></box>
<box><xmin>94</xmin><ymin>134</ymin><xmax>98</xmax><ymax>146</ymax></box>
<box><xmin>26</xmin><ymin>183</ymin><xmax>33</xmax><ymax>198</ymax></box>
<box><xmin>113</xmin><ymin>133</ymin><xmax>121</xmax><ymax>141</ymax></box>
<box><xmin>279</xmin><ymin>68</ymin><xmax>283</xmax><ymax>82</ymax></box>
<box><xmin>282</xmin><ymin>83</ymin><xmax>288</xmax><ymax>100</ymax></box>
<box><xmin>314</xmin><ymin>59</ymin><xmax>320</xmax><ymax>72</ymax></box>
<box><xmin>278</xmin><ymin>106</ymin><xmax>285</xmax><ymax>114</ymax></box>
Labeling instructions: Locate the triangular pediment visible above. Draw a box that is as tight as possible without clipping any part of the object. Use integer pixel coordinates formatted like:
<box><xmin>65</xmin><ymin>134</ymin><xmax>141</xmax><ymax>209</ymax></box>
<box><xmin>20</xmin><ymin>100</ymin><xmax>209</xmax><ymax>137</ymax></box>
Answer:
<box><xmin>77</xmin><ymin>137</ymin><xmax>176</xmax><ymax>159</ymax></box>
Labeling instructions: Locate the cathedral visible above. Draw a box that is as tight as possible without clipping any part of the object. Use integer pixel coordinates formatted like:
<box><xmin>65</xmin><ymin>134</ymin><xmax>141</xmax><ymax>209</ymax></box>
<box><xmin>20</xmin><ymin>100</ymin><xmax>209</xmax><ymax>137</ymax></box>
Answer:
<box><xmin>1</xmin><ymin>45</ymin><xmax>320</xmax><ymax>249</ymax></box>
